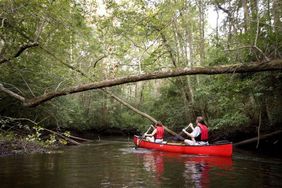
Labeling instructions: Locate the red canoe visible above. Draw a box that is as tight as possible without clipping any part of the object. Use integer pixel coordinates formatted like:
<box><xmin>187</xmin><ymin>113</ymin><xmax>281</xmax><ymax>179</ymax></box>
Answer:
<box><xmin>133</xmin><ymin>135</ymin><xmax>233</xmax><ymax>157</ymax></box>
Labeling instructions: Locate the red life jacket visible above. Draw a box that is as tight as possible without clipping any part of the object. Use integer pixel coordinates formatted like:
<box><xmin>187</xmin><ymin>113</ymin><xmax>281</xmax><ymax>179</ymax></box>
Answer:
<box><xmin>155</xmin><ymin>126</ymin><xmax>164</xmax><ymax>139</ymax></box>
<box><xmin>197</xmin><ymin>123</ymin><xmax>208</xmax><ymax>141</ymax></box>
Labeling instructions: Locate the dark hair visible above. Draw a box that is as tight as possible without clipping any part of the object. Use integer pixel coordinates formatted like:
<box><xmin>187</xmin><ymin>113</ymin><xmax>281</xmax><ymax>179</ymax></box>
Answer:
<box><xmin>155</xmin><ymin>121</ymin><xmax>163</xmax><ymax>126</ymax></box>
<box><xmin>196</xmin><ymin>116</ymin><xmax>206</xmax><ymax>125</ymax></box>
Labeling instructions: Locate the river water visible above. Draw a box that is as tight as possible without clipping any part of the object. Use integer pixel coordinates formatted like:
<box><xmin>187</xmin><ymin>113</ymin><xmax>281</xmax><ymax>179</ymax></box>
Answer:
<box><xmin>0</xmin><ymin>137</ymin><xmax>281</xmax><ymax>188</ymax></box>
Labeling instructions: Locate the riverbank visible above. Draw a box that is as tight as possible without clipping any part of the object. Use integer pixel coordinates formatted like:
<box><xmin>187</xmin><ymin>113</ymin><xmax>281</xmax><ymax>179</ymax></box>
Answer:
<box><xmin>0</xmin><ymin>136</ymin><xmax>53</xmax><ymax>157</ymax></box>
<box><xmin>1</xmin><ymin>125</ymin><xmax>281</xmax><ymax>157</ymax></box>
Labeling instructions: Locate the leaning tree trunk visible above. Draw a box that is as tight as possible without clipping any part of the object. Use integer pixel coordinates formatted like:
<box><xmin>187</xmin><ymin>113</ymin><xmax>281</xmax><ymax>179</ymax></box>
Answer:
<box><xmin>102</xmin><ymin>89</ymin><xmax>184</xmax><ymax>138</ymax></box>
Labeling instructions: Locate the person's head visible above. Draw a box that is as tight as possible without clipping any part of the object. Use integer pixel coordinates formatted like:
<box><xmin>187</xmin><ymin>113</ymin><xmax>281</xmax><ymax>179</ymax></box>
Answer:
<box><xmin>155</xmin><ymin>121</ymin><xmax>163</xmax><ymax>127</ymax></box>
<box><xmin>196</xmin><ymin>116</ymin><xmax>205</xmax><ymax>125</ymax></box>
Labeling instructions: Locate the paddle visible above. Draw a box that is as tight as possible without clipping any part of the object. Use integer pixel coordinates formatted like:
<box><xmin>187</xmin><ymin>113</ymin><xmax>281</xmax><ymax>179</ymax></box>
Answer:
<box><xmin>136</xmin><ymin>124</ymin><xmax>155</xmax><ymax>148</ymax></box>
<box><xmin>173</xmin><ymin>123</ymin><xmax>193</xmax><ymax>141</ymax></box>
<box><xmin>161</xmin><ymin>126</ymin><xmax>185</xmax><ymax>141</ymax></box>
<box><xmin>184</xmin><ymin>123</ymin><xmax>194</xmax><ymax>131</ymax></box>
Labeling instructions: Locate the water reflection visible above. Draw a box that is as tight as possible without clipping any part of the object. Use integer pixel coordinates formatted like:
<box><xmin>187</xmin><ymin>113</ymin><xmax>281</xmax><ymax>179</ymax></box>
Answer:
<box><xmin>143</xmin><ymin>152</ymin><xmax>164</xmax><ymax>184</ymax></box>
<box><xmin>183</xmin><ymin>156</ymin><xmax>233</xmax><ymax>188</ymax></box>
<box><xmin>184</xmin><ymin>161</ymin><xmax>208</xmax><ymax>187</ymax></box>
<box><xmin>3</xmin><ymin>139</ymin><xmax>281</xmax><ymax>187</ymax></box>
<box><xmin>135</xmin><ymin>150</ymin><xmax>233</xmax><ymax>188</ymax></box>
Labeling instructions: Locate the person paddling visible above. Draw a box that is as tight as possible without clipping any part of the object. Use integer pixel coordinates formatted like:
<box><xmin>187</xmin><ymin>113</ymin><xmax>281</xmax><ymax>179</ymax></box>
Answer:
<box><xmin>144</xmin><ymin>122</ymin><xmax>165</xmax><ymax>143</ymax></box>
<box><xmin>182</xmin><ymin>116</ymin><xmax>209</xmax><ymax>145</ymax></box>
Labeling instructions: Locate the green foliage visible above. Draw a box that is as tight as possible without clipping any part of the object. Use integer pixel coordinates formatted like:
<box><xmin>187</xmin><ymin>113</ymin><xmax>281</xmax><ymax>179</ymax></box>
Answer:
<box><xmin>210</xmin><ymin>112</ymin><xmax>249</xmax><ymax>129</ymax></box>
<box><xmin>116</xmin><ymin>111</ymin><xmax>146</xmax><ymax>128</ymax></box>
<box><xmin>26</xmin><ymin>126</ymin><xmax>44</xmax><ymax>142</ymax></box>
<box><xmin>206</xmin><ymin>45</ymin><xmax>229</xmax><ymax>65</ymax></box>
<box><xmin>148</xmin><ymin>80</ymin><xmax>191</xmax><ymax>129</ymax></box>
<box><xmin>45</xmin><ymin>134</ymin><xmax>56</xmax><ymax>145</ymax></box>
<box><xmin>0</xmin><ymin>0</ymin><xmax>281</xmax><ymax>135</ymax></box>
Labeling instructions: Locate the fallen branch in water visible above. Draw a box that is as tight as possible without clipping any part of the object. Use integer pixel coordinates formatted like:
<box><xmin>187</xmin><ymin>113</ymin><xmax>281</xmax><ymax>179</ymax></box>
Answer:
<box><xmin>0</xmin><ymin>116</ymin><xmax>84</xmax><ymax>145</ymax></box>
<box><xmin>234</xmin><ymin>130</ymin><xmax>282</xmax><ymax>146</ymax></box>
<box><xmin>42</xmin><ymin>128</ymin><xmax>80</xmax><ymax>145</ymax></box>
<box><xmin>68</xmin><ymin>134</ymin><xmax>92</xmax><ymax>142</ymax></box>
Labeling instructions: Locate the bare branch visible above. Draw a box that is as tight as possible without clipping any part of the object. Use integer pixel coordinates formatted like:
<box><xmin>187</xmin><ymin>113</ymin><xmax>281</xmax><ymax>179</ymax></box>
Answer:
<box><xmin>20</xmin><ymin>73</ymin><xmax>35</xmax><ymax>97</ymax></box>
<box><xmin>217</xmin><ymin>4</ymin><xmax>230</xmax><ymax>15</ymax></box>
<box><xmin>93</xmin><ymin>55</ymin><xmax>108</xmax><ymax>68</ymax></box>
<box><xmin>0</xmin><ymin>82</ymin><xmax>24</xmax><ymax>95</ymax></box>
<box><xmin>0</xmin><ymin>83</ymin><xmax>26</xmax><ymax>102</ymax></box>
<box><xmin>55</xmin><ymin>80</ymin><xmax>66</xmax><ymax>92</ymax></box>
<box><xmin>0</xmin><ymin>17</ymin><xmax>6</xmax><ymax>28</ymax></box>
<box><xmin>34</xmin><ymin>19</ymin><xmax>46</xmax><ymax>42</ymax></box>
<box><xmin>0</xmin><ymin>116</ymin><xmax>81</xmax><ymax>145</ymax></box>
<box><xmin>0</xmin><ymin>42</ymin><xmax>39</xmax><ymax>64</ymax></box>
<box><xmin>14</xmin><ymin>42</ymin><xmax>38</xmax><ymax>57</ymax></box>
<box><xmin>225</xmin><ymin>45</ymin><xmax>270</xmax><ymax>62</ymax></box>
<box><xmin>253</xmin><ymin>46</ymin><xmax>270</xmax><ymax>62</ymax></box>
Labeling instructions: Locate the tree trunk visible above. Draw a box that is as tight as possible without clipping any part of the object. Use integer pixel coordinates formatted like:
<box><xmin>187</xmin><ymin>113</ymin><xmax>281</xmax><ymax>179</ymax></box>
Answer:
<box><xmin>186</xmin><ymin>13</ymin><xmax>195</xmax><ymax>104</ymax></box>
<box><xmin>198</xmin><ymin>0</ymin><xmax>205</xmax><ymax>66</ymax></box>
<box><xmin>273</xmin><ymin>0</ymin><xmax>282</xmax><ymax>33</ymax></box>
<box><xmin>159</xmin><ymin>22</ymin><xmax>193</xmax><ymax>108</ymax></box>
<box><xmin>242</xmin><ymin>0</ymin><xmax>249</xmax><ymax>32</ymax></box>
<box><xmin>234</xmin><ymin>130</ymin><xmax>282</xmax><ymax>146</ymax></box>
<box><xmin>250</xmin><ymin>0</ymin><xmax>258</xmax><ymax>33</ymax></box>
<box><xmin>1</xmin><ymin>59</ymin><xmax>282</xmax><ymax>107</ymax></box>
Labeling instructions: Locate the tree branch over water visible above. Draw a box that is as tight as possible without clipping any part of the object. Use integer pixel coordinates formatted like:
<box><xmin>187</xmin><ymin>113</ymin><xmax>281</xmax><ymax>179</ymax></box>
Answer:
<box><xmin>1</xmin><ymin>59</ymin><xmax>282</xmax><ymax>107</ymax></box>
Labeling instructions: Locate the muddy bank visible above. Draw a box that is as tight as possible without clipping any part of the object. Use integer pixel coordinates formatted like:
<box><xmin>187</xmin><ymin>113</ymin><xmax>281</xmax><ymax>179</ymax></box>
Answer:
<box><xmin>0</xmin><ymin>139</ymin><xmax>52</xmax><ymax>157</ymax></box>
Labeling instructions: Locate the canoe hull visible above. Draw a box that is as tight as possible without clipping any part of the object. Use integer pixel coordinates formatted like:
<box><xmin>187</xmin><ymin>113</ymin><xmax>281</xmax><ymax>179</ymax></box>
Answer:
<box><xmin>134</xmin><ymin>135</ymin><xmax>232</xmax><ymax>157</ymax></box>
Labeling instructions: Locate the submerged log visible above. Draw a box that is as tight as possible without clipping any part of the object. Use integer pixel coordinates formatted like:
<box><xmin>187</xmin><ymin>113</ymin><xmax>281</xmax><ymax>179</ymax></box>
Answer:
<box><xmin>234</xmin><ymin>130</ymin><xmax>282</xmax><ymax>146</ymax></box>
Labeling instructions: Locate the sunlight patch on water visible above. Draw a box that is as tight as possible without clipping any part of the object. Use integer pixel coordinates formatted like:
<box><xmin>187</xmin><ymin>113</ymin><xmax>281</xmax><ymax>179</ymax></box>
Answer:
<box><xmin>119</xmin><ymin>147</ymin><xmax>153</xmax><ymax>154</ymax></box>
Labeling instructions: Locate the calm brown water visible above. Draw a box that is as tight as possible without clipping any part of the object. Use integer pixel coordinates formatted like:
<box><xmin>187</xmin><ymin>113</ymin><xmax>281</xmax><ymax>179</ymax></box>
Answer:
<box><xmin>0</xmin><ymin>137</ymin><xmax>281</xmax><ymax>188</ymax></box>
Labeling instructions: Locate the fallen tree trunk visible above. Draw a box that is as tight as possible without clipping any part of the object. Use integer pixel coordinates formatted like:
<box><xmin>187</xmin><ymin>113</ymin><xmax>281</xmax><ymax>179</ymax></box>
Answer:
<box><xmin>1</xmin><ymin>59</ymin><xmax>281</xmax><ymax>107</ymax></box>
<box><xmin>43</xmin><ymin>128</ymin><xmax>81</xmax><ymax>145</ymax></box>
<box><xmin>68</xmin><ymin>134</ymin><xmax>92</xmax><ymax>142</ymax></box>
<box><xmin>102</xmin><ymin>89</ymin><xmax>184</xmax><ymax>139</ymax></box>
<box><xmin>233</xmin><ymin>130</ymin><xmax>282</xmax><ymax>146</ymax></box>
<box><xmin>1</xmin><ymin>60</ymin><xmax>281</xmax><ymax>140</ymax></box>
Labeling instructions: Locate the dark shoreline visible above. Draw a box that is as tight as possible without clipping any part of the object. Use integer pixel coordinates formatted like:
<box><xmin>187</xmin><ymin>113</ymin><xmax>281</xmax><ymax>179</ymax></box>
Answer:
<box><xmin>1</xmin><ymin>126</ymin><xmax>281</xmax><ymax>157</ymax></box>
<box><xmin>0</xmin><ymin>139</ymin><xmax>53</xmax><ymax>157</ymax></box>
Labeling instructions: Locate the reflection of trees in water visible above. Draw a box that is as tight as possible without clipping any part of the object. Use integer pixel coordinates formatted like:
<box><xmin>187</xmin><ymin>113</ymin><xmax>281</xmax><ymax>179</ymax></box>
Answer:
<box><xmin>183</xmin><ymin>162</ymin><xmax>209</xmax><ymax>188</ymax></box>
<box><xmin>141</xmin><ymin>152</ymin><xmax>232</xmax><ymax>188</ymax></box>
